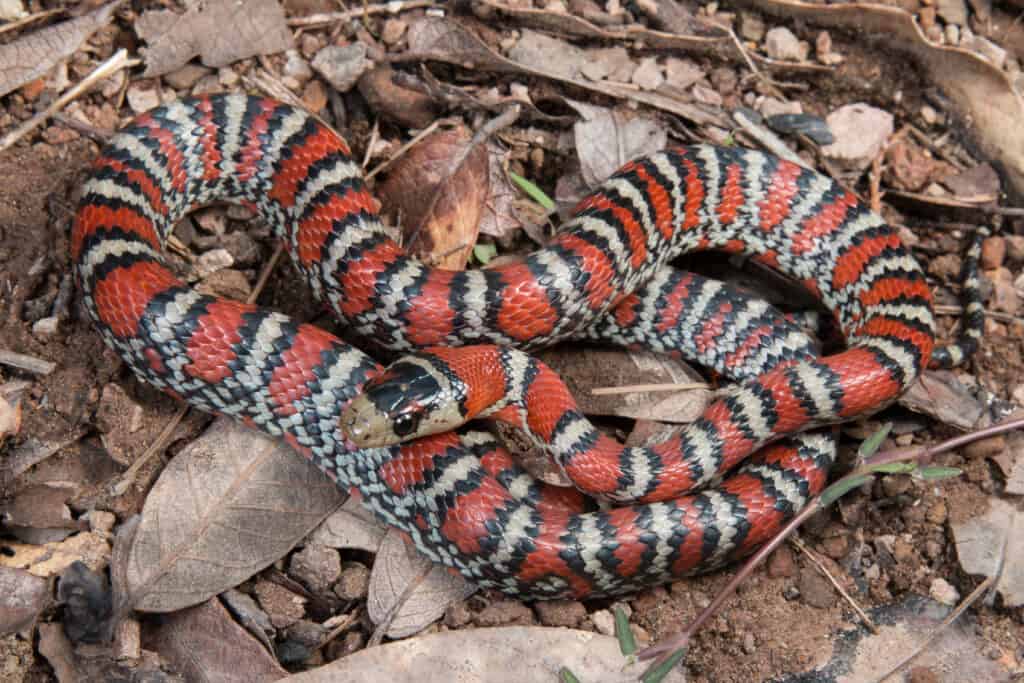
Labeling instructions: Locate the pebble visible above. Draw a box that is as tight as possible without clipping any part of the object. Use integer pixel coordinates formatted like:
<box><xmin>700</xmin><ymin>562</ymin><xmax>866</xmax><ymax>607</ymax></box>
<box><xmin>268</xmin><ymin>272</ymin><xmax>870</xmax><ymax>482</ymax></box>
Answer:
<box><xmin>738</xmin><ymin>12</ymin><xmax>766</xmax><ymax>42</ymax></box>
<box><xmin>534</xmin><ymin>600</ymin><xmax>587</xmax><ymax>627</ymax></box>
<box><xmin>444</xmin><ymin>601</ymin><xmax>473</xmax><ymax>628</ymax></box>
<box><xmin>926</xmin><ymin>500</ymin><xmax>948</xmax><ymax>525</ymax></box>
<box><xmin>194</xmin><ymin>248</ymin><xmax>234</xmax><ymax>280</ymax></box>
<box><xmin>944</xmin><ymin>23</ymin><xmax>960</xmax><ymax>46</ymax></box>
<box><xmin>907</xmin><ymin>666</ymin><xmax>941</xmax><ymax>683</ymax></box>
<box><xmin>929</xmin><ymin>577</ymin><xmax>959</xmax><ymax>605</ymax></box>
<box><xmin>218</xmin><ymin>67</ymin><xmax>240</xmax><ymax>88</ymax></box>
<box><xmin>759</xmin><ymin>97</ymin><xmax>802</xmax><ymax>117</ymax></box>
<box><xmin>474</xmin><ymin>600</ymin><xmax>534</xmax><ymax>627</ymax></box>
<box><xmin>126</xmin><ymin>84</ymin><xmax>162</xmax><ymax>114</ymax></box>
<box><xmin>963</xmin><ymin>434</ymin><xmax>1006</xmax><ymax>459</ymax></box>
<box><xmin>663</xmin><ymin>57</ymin><xmax>705</xmax><ymax>90</ymax></box>
<box><xmin>88</xmin><ymin>510</ymin><xmax>116</xmax><ymax>534</ymax></box>
<box><xmin>709</xmin><ymin>67</ymin><xmax>738</xmax><ymax>95</ymax></box>
<box><xmin>763</xmin><ymin>27</ymin><xmax>808</xmax><ymax>62</ymax></box>
<box><xmin>798</xmin><ymin>567</ymin><xmax>835</xmax><ymax>608</ymax></box>
<box><xmin>283</xmin><ymin>50</ymin><xmax>314</xmax><ymax>84</ymax></box>
<box><xmin>1004</xmin><ymin>235</ymin><xmax>1024</xmax><ymax>263</ymax></box>
<box><xmin>742</xmin><ymin>632</ymin><xmax>756</xmax><ymax>654</ymax></box>
<box><xmin>980</xmin><ymin>236</ymin><xmax>1006</xmax><ymax>269</ymax></box>
<box><xmin>164</xmin><ymin>64</ymin><xmax>212</xmax><ymax>90</ymax></box>
<box><xmin>631</xmin><ymin>57</ymin><xmax>665</xmax><ymax>91</ymax></box>
<box><xmin>990</xmin><ymin>268</ymin><xmax>1020</xmax><ymax>315</ymax></box>
<box><xmin>923</xmin><ymin>539</ymin><xmax>943</xmax><ymax>559</ymax></box>
<box><xmin>289</xmin><ymin>544</ymin><xmax>341</xmax><ymax>593</ymax></box>
<box><xmin>32</xmin><ymin>317</ymin><xmax>59</xmax><ymax>338</ymax></box>
<box><xmin>590</xmin><ymin>609</ymin><xmax>615</xmax><ymax>636</ymax></box>
<box><xmin>195</xmin><ymin>269</ymin><xmax>251</xmax><ymax>301</ymax></box>
<box><xmin>820</xmin><ymin>534</ymin><xmax>849</xmax><ymax>560</ymax></box>
<box><xmin>333</xmin><ymin>562</ymin><xmax>370</xmax><ymax>600</ymax></box>
<box><xmin>692</xmin><ymin>84</ymin><xmax>723</xmax><ymax>106</ymax></box>
<box><xmin>312</xmin><ymin>43</ymin><xmax>372</xmax><ymax>93</ymax></box>
<box><xmin>381</xmin><ymin>18</ymin><xmax>408</xmax><ymax>46</ymax></box>
<box><xmin>821</xmin><ymin>103</ymin><xmax>894</xmax><ymax>172</ymax></box>
<box><xmin>253</xmin><ymin>580</ymin><xmax>306</xmax><ymax>629</ymax></box>
<box><xmin>881</xmin><ymin>474</ymin><xmax>912</xmax><ymax>497</ymax></box>
<box><xmin>927</xmin><ymin>253</ymin><xmax>961</xmax><ymax>280</ymax></box>
<box><xmin>920</xmin><ymin>105</ymin><xmax>939</xmax><ymax>125</ymax></box>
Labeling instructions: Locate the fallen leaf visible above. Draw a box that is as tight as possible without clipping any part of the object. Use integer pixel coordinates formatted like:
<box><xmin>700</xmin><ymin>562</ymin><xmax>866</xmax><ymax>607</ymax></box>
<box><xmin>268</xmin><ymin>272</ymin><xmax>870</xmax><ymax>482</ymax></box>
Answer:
<box><xmin>897</xmin><ymin>370</ymin><xmax>984</xmax><ymax>431</ymax></box>
<box><xmin>283</xmin><ymin>625</ymin><xmax>685</xmax><ymax>682</ymax></box>
<box><xmin>0</xmin><ymin>531</ymin><xmax>110</xmax><ymax>578</ymax></box>
<box><xmin>149</xmin><ymin>597</ymin><xmax>287</xmax><ymax>682</ymax></box>
<box><xmin>378</xmin><ymin>125</ymin><xmax>489</xmax><ymax>269</ymax></box>
<box><xmin>367</xmin><ymin>527</ymin><xmax>476</xmax><ymax>639</ymax></box>
<box><xmin>307</xmin><ymin>496</ymin><xmax>387</xmax><ymax>552</ymax></box>
<box><xmin>567</xmin><ymin>100</ymin><xmax>668</xmax><ymax>188</ymax></box>
<box><xmin>747</xmin><ymin>0</ymin><xmax>1024</xmax><ymax>196</ymax></box>
<box><xmin>136</xmin><ymin>0</ymin><xmax>292</xmax><ymax>77</ymax></box>
<box><xmin>952</xmin><ymin>497</ymin><xmax>1024</xmax><ymax>607</ymax></box>
<box><xmin>479</xmin><ymin>141</ymin><xmax>523</xmax><ymax>240</ymax></box>
<box><xmin>0</xmin><ymin>567</ymin><xmax>48</xmax><ymax>634</ymax></box>
<box><xmin>123</xmin><ymin>417</ymin><xmax>344</xmax><ymax>613</ymax></box>
<box><xmin>0</xmin><ymin>1</ymin><xmax>119</xmax><ymax>97</ymax></box>
<box><xmin>537</xmin><ymin>347</ymin><xmax>711</xmax><ymax>424</ymax></box>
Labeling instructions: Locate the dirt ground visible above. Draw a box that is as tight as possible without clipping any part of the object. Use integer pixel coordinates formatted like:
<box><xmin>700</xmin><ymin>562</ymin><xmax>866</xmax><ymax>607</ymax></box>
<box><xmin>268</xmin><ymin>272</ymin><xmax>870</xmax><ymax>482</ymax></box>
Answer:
<box><xmin>1</xmin><ymin>1</ymin><xmax>1023</xmax><ymax>682</ymax></box>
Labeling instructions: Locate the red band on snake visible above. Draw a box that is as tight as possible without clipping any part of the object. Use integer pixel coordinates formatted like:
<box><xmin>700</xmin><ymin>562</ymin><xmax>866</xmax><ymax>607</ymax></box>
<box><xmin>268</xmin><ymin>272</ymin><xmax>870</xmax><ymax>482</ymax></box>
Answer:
<box><xmin>73</xmin><ymin>95</ymin><xmax>981</xmax><ymax>598</ymax></box>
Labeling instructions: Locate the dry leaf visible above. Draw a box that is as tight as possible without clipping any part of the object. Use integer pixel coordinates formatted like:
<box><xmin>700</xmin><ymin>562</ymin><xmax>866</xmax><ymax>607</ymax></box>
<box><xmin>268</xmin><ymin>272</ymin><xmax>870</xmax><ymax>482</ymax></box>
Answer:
<box><xmin>307</xmin><ymin>496</ymin><xmax>387</xmax><ymax>552</ymax></box>
<box><xmin>283</xmin><ymin>625</ymin><xmax>685</xmax><ymax>682</ymax></box>
<box><xmin>567</xmin><ymin>100</ymin><xmax>669</xmax><ymax>188</ymax></box>
<box><xmin>0</xmin><ymin>2</ymin><xmax>119</xmax><ymax>97</ymax></box>
<box><xmin>0</xmin><ymin>531</ymin><xmax>110</xmax><ymax>578</ymax></box>
<box><xmin>367</xmin><ymin>527</ymin><xmax>476</xmax><ymax>639</ymax></box>
<box><xmin>149</xmin><ymin>597</ymin><xmax>287</xmax><ymax>682</ymax></box>
<box><xmin>537</xmin><ymin>347</ymin><xmax>711</xmax><ymax>424</ymax></box>
<box><xmin>897</xmin><ymin>370</ymin><xmax>984</xmax><ymax>430</ymax></box>
<box><xmin>137</xmin><ymin>0</ymin><xmax>292</xmax><ymax>77</ymax></box>
<box><xmin>479</xmin><ymin>141</ymin><xmax>522</xmax><ymax>240</ymax></box>
<box><xmin>748</xmin><ymin>0</ymin><xmax>1024</xmax><ymax>196</ymax></box>
<box><xmin>0</xmin><ymin>567</ymin><xmax>48</xmax><ymax>634</ymax></box>
<box><xmin>123</xmin><ymin>417</ymin><xmax>344</xmax><ymax>613</ymax></box>
<box><xmin>378</xmin><ymin>125</ymin><xmax>489</xmax><ymax>269</ymax></box>
<box><xmin>952</xmin><ymin>497</ymin><xmax>1024</xmax><ymax>607</ymax></box>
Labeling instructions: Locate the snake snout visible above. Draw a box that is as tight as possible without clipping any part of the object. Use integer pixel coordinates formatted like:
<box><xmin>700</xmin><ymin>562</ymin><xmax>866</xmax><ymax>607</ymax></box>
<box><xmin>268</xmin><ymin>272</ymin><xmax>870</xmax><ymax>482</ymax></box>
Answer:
<box><xmin>340</xmin><ymin>396</ymin><xmax>394</xmax><ymax>448</ymax></box>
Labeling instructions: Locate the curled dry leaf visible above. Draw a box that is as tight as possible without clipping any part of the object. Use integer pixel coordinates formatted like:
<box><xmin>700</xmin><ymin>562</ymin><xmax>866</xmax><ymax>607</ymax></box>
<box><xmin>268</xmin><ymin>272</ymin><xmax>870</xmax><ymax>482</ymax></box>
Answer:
<box><xmin>537</xmin><ymin>346</ymin><xmax>711</xmax><ymax>424</ymax></box>
<box><xmin>136</xmin><ymin>0</ymin><xmax>292</xmax><ymax>77</ymax></box>
<box><xmin>0</xmin><ymin>1</ymin><xmax>119</xmax><ymax>97</ymax></box>
<box><xmin>367</xmin><ymin>527</ymin><xmax>476</xmax><ymax>639</ymax></box>
<box><xmin>747</xmin><ymin>0</ymin><xmax>1024</xmax><ymax>196</ymax></box>
<box><xmin>123</xmin><ymin>417</ymin><xmax>344</xmax><ymax>613</ymax></box>
<box><xmin>567</xmin><ymin>100</ymin><xmax>669</xmax><ymax>188</ymax></box>
<box><xmin>283</xmin><ymin>625</ymin><xmax>685</xmax><ymax>682</ymax></box>
<box><xmin>149</xmin><ymin>597</ymin><xmax>287</xmax><ymax>683</ymax></box>
<box><xmin>952</xmin><ymin>497</ymin><xmax>1023</xmax><ymax>607</ymax></box>
<box><xmin>897</xmin><ymin>370</ymin><xmax>984</xmax><ymax>431</ymax></box>
<box><xmin>307</xmin><ymin>496</ymin><xmax>387</xmax><ymax>552</ymax></box>
<box><xmin>0</xmin><ymin>567</ymin><xmax>49</xmax><ymax>634</ymax></box>
<box><xmin>377</xmin><ymin>125</ymin><xmax>489</xmax><ymax>269</ymax></box>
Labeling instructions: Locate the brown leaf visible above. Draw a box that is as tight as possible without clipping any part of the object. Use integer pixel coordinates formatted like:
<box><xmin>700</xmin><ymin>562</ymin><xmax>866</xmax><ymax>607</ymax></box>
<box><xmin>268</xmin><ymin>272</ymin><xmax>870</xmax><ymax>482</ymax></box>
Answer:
<box><xmin>897</xmin><ymin>370</ymin><xmax>985</xmax><ymax>430</ymax></box>
<box><xmin>123</xmin><ymin>417</ymin><xmax>343</xmax><ymax>613</ymax></box>
<box><xmin>137</xmin><ymin>0</ymin><xmax>292</xmax><ymax>77</ymax></box>
<box><xmin>0</xmin><ymin>567</ymin><xmax>49</xmax><ymax>634</ymax></box>
<box><xmin>283</xmin><ymin>625</ymin><xmax>685</xmax><ymax>682</ymax></box>
<box><xmin>0</xmin><ymin>2</ymin><xmax>119</xmax><ymax>98</ymax></box>
<box><xmin>747</xmin><ymin>0</ymin><xmax>1024</xmax><ymax>197</ymax></box>
<box><xmin>148</xmin><ymin>597</ymin><xmax>287</xmax><ymax>682</ymax></box>
<box><xmin>952</xmin><ymin>497</ymin><xmax>1024</xmax><ymax>607</ymax></box>
<box><xmin>378</xmin><ymin>125</ymin><xmax>489</xmax><ymax>269</ymax></box>
<box><xmin>367</xmin><ymin>528</ymin><xmax>476</xmax><ymax>639</ymax></box>
<box><xmin>479</xmin><ymin>141</ymin><xmax>523</xmax><ymax>240</ymax></box>
<box><xmin>537</xmin><ymin>347</ymin><xmax>711</xmax><ymax>424</ymax></box>
<box><xmin>306</xmin><ymin>496</ymin><xmax>387</xmax><ymax>552</ymax></box>
<box><xmin>567</xmin><ymin>100</ymin><xmax>669</xmax><ymax>188</ymax></box>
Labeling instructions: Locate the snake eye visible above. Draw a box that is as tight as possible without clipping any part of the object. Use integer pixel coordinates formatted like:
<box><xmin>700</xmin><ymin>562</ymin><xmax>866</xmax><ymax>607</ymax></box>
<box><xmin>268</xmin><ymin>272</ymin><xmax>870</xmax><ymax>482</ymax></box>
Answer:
<box><xmin>393</xmin><ymin>413</ymin><xmax>419</xmax><ymax>438</ymax></box>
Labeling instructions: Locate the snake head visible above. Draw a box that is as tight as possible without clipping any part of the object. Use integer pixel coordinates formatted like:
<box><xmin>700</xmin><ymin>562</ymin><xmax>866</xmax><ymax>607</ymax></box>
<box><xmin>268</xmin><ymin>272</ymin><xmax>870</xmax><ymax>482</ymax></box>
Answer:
<box><xmin>340</xmin><ymin>355</ymin><xmax>466</xmax><ymax>447</ymax></box>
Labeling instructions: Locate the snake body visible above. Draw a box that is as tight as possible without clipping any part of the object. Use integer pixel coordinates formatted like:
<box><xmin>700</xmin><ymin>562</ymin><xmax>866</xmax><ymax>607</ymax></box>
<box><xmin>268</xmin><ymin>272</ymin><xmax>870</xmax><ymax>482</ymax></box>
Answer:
<box><xmin>73</xmin><ymin>95</ymin><xmax>980</xmax><ymax>598</ymax></box>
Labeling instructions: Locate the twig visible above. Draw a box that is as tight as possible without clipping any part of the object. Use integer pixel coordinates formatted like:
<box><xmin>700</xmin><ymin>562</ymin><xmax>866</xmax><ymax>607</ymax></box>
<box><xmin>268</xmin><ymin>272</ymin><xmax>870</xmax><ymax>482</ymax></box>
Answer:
<box><xmin>0</xmin><ymin>349</ymin><xmax>56</xmax><ymax>375</ymax></box>
<box><xmin>287</xmin><ymin>0</ymin><xmax>439</xmax><ymax>27</ymax></box>
<box><xmin>51</xmin><ymin>112</ymin><xmax>113</xmax><ymax>143</ymax></box>
<box><xmin>111</xmin><ymin>244</ymin><xmax>286</xmax><ymax>495</ymax></box>
<box><xmin>636</xmin><ymin>415</ymin><xmax>1024</xmax><ymax>676</ymax></box>
<box><xmin>731</xmin><ymin>109</ymin><xmax>809</xmax><ymax>169</ymax></box>
<box><xmin>365</xmin><ymin>120</ymin><xmax>444</xmax><ymax>180</ymax></box>
<box><xmin>791</xmin><ymin>537</ymin><xmax>877</xmax><ymax>633</ymax></box>
<box><xmin>0</xmin><ymin>8</ymin><xmax>62</xmax><ymax>36</ymax></box>
<box><xmin>874</xmin><ymin>573</ymin><xmax>999</xmax><ymax>682</ymax></box>
<box><xmin>934</xmin><ymin>303</ymin><xmax>1024</xmax><ymax>326</ymax></box>
<box><xmin>314</xmin><ymin>609</ymin><xmax>362</xmax><ymax>652</ymax></box>
<box><xmin>0</xmin><ymin>49</ymin><xmax>137</xmax><ymax>153</ymax></box>
<box><xmin>590</xmin><ymin>382</ymin><xmax>709</xmax><ymax>396</ymax></box>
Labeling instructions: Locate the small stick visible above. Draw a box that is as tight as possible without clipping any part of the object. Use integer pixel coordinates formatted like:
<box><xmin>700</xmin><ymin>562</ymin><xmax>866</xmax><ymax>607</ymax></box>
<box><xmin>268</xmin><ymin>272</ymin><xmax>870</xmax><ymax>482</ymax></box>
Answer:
<box><xmin>0</xmin><ymin>49</ymin><xmax>137</xmax><ymax>152</ymax></box>
<box><xmin>0</xmin><ymin>349</ymin><xmax>56</xmax><ymax>375</ymax></box>
<box><xmin>0</xmin><ymin>8</ymin><xmax>62</xmax><ymax>36</ymax></box>
<box><xmin>366</xmin><ymin>120</ymin><xmax>444</xmax><ymax>180</ymax></box>
<box><xmin>636</xmin><ymin>415</ymin><xmax>1024</xmax><ymax>675</ymax></box>
<box><xmin>590</xmin><ymin>382</ymin><xmax>709</xmax><ymax>396</ymax></box>
<box><xmin>933</xmin><ymin>303</ymin><xmax>1024</xmax><ymax>326</ymax></box>
<box><xmin>287</xmin><ymin>0</ymin><xmax>438</xmax><ymax>27</ymax></box>
<box><xmin>791</xmin><ymin>537</ymin><xmax>877</xmax><ymax>633</ymax></box>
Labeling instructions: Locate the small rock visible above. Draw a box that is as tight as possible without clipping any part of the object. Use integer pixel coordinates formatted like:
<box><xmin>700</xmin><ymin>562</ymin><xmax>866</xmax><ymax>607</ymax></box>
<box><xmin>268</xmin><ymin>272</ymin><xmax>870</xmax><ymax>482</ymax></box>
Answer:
<box><xmin>126</xmin><ymin>84</ymin><xmax>162</xmax><ymax>114</ymax></box>
<box><xmin>692</xmin><ymin>84</ymin><xmax>723</xmax><ymax>106</ymax></box>
<box><xmin>926</xmin><ymin>500</ymin><xmax>948</xmax><ymax>525</ymax></box>
<box><xmin>944</xmin><ymin>23</ymin><xmax>960</xmax><ymax>46</ymax></box>
<box><xmin>663</xmin><ymin>57</ymin><xmax>705</xmax><ymax>90</ymax></box>
<box><xmin>194</xmin><ymin>210</ymin><xmax>226</xmax><ymax>235</ymax></box>
<box><xmin>963</xmin><ymin>434</ymin><xmax>1006</xmax><ymax>459</ymax></box>
<box><xmin>289</xmin><ymin>544</ymin><xmax>341</xmax><ymax>594</ymax></box>
<box><xmin>709</xmin><ymin>67</ymin><xmax>738</xmax><ymax>95</ymax></box>
<box><xmin>927</xmin><ymin>253</ymin><xmax>961</xmax><ymax>280</ymax></box>
<box><xmin>474</xmin><ymin>600</ymin><xmax>534</xmax><ymax>627</ymax></box>
<box><xmin>980</xmin><ymin>236</ymin><xmax>1006</xmax><ymax>269</ymax></box>
<box><xmin>253</xmin><ymin>580</ymin><xmax>306</xmax><ymax>629</ymax></box>
<box><xmin>218</xmin><ymin>67</ymin><xmax>240</xmax><ymax>88</ymax></box>
<box><xmin>943</xmin><ymin>163</ymin><xmax>1000</xmax><ymax>199</ymax></box>
<box><xmin>798</xmin><ymin>567</ymin><xmax>835</xmax><ymax>608</ymax></box>
<box><xmin>444</xmin><ymin>601</ymin><xmax>473</xmax><ymax>628</ymax></box>
<box><xmin>935</xmin><ymin>0</ymin><xmax>968</xmax><ymax>25</ymax></box>
<box><xmin>312</xmin><ymin>43</ymin><xmax>372</xmax><ymax>93</ymax></box>
<box><xmin>892</xmin><ymin>536</ymin><xmax>916</xmax><ymax>563</ymax></box>
<box><xmin>742</xmin><ymin>632</ymin><xmax>756</xmax><ymax>654</ymax></box>
<box><xmin>929</xmin><ymin>577</ymin><xmax>959</xmax><ymax>605</ymax></box>
<box><xmin>88</xmin><ymin>510</ymin><xmax>116</xmax><ymax>534</ymax></box>
<box><xmin>926</xmin><ymin>24</ymin><xmax>944</xmax><ymax>44</ymax></box>
<box><xmin>881</xmin><ymin>474</ymin><xmax>912</xmax><ymax>498</ymax></box>
<box><xmin>923</xmin><ymin>539</ymin><xmax>944</xmax><ymax>559</ymax></box>
<box><xmin>821</xmin><ymin>103</ymin><xmax>894</xmax><ymax>172</ymax></box>
<box><xmin>590</xmin><ymin>609</ymin><xmax>615</xmax><ymax>636</ymax></box>
<box><xmin>220</xmin><ymin>231</ymin><xmax>261</xmax><ymax>267</ymax></box>
<box><xmin>1003</xmin><ymin>235</ymin><xmax>1024</xmax><ymax>263</ymax></box>
<box><xmin>820</xmin><ymin>534</ymin><xmax>849</xmax><ymax>560</ymax></box>
<box><xmin>630</xmin><ymin>586</ymin><xmax>668</xmax><ymax>614</ymax></box>
<box><xmin>164</xmin><ymin>64</ymin><xmax>212</xmax><ymax>90</ymax></box>
<box><xmin>333</xmin><ymin>562</ymin><xmax>370</xmax><ymax>601</ymax></box>
<box><xmin>195</xmin><ymin>269</ymin><xmax>251</xmax><ymax>301</ymax></box>
<box><xmin>768</xmin><ymin>546</ymin><xmax>796</xmax><ymax>577</ymax></box>
<box><xmin>782</xmin><ymin>585</ymin><xmax>801</xmax><ymax>601</ymax></box>
<box><xmin>990</xmin><ymin>268</ymin><xmax>1020</xmax><ymax>315</ymax></box>
<box><xmin>885</xmin><ymin>140</ymin><xmax>934</xmax><ymax>192</ymax></box>
<box><xmin>920</xmin><ymin>105</ymin><xmax>939</xmax><ymax>125</ymax></box>
<box><xmin>763</xmin><ymin>27</ymin><xmax>808</xmax><ymax>62</ymax></box>
<box><xmin>907</xmin><ymin>666</ymin><xmax>941</xmax><ymax>683</ymax></box>
<box><xmin>738</xmin><ymin>12</ymin><xmax>766</xmax><ymax>42</ymax></box>
<box><xmin>283</xmin><ymin>50</ymin><xmax>313</xmax><ymax>84</ymax></box>
<box><xmin>285</xmin><ymin>619</ymin><xmax>328</xmax><ymax>650</ymax></box>
<box><xmin>631</xmin><ymin>57</ymin><xmax>665</xmax><ymax>91</ymax></box>
<box><xmin>193</xmin><ymin>248</ymin><xmax>234</xmax><ymax>280</ymax></box>
<box><xmin>300</xmin><ymin>33</ymin><xmax>322</xmax><ymax>59</ymax></box>
<box><xmin>759</xmin><ymin>97</ymin><xmax>802</xmax><ymax>117</ymax></box>
<box><xmin>32</xmin><ymin>317</ymin><xmax>59</xmax><ymax>338</ymax></box>
<box><xmin>534</xmin><ymin>600</ymin><xmax>586</xmax><ymax>628</ymax></box>
<box><xmin>381</xmin><ymin>18</ymin><xmax>407</xmax><ymax>46</ymax></box>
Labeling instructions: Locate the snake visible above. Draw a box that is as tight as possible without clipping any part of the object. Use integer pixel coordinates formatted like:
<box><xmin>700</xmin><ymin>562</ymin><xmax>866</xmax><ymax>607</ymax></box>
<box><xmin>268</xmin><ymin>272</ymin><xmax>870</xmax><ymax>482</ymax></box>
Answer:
<box><xmin>72</xmin><ymin>95</ymin><xmax>982</xmax><ymax>598</ymax></box>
